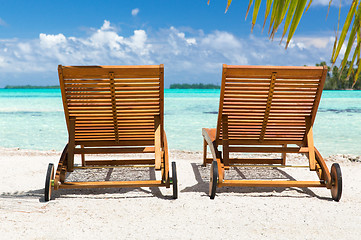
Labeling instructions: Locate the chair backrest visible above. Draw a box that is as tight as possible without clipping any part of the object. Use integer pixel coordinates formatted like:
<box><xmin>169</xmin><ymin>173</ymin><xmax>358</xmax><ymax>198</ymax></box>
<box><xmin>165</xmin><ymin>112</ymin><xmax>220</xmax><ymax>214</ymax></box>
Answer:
<box><xmin>58</xmin><ymin>65</ymin><xmax>164</xmax><ymax>147</ymax></box>
<box><xmin>216</xmin><ymin>65</ymin><xmax>327</xmax><ymax>145</ymax></box>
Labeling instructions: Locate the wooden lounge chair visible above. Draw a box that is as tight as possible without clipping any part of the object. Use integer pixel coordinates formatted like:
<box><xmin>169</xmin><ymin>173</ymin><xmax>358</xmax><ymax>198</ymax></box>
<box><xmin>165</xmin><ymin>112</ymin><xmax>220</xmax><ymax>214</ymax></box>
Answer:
<box><xmin>44</xmin><ymin>64</ymin><xmax>177</xmax><ymax>201</ymax></box>
<box><xmin>202</xmin><ymin>65</ymin><xmax>342</xmax><ymax>201</ymax></box>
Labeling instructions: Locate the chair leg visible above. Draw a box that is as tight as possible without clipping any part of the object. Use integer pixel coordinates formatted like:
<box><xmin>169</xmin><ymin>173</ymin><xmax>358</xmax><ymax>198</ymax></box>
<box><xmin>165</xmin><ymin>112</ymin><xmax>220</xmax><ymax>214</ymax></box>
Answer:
<box><xmin>203</xmin><ymin>139</ymin><xmax>208</xmax><ymax>166</ymax></box>
<box><xmin>282</xmin><ymin>144</ymin><xmax>287</xmax><ymax>165</ymax></box>
<box><xmin>81</xmin><ymin>145</ymin><xmax>86</xmax><ymax>167</ymax></box>
<box><xmin>67</xmin><ymin>117</ymin><xmax>75</xmax><ymax>172</ymax></box>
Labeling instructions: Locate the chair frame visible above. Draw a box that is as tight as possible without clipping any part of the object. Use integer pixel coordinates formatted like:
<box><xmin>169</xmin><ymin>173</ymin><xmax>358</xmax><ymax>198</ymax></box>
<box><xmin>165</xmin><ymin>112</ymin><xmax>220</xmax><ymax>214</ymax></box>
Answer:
<box><xmin>44</xmin><ymin>65</ymin><xmax>177</xmax><ymax>200</ymax></box>
<box><xmin>202</xmin><ymin>65</ymin><xmax>342</xmax><ymax>201</ymax></box>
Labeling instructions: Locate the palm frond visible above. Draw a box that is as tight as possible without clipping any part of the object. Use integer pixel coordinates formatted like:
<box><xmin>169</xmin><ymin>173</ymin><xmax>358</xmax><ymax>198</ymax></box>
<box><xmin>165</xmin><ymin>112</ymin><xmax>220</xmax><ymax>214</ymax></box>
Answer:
<box><xmin>355</xmin><ymin>30</ymin><xmax>361</xmax><ymax>87</ymax></box>
<box><xmin>268</xmin><ymin>0</ymin><xmax>279</xmax><ymax>35</ymax></box>
<box><xmin>326</xmin><ymin>0</ymin><xmax>333</xmax><ymax>19</ymax></box>
<box><xmin>208</xmin><ymin>0</ymin><xmax>361</xmax><ymax>87</ymax></box>
<box><xmin>331</xmin><ymin>0</ymin><xmax>358</xmax><ymax>65</ymax></box>
<box><xmin>285</xmin><ymin>0</ymin><xmax>308</xmax><ymax>49</ymax></box>
<box><xmin>225</xmin><ymin>0</ymin><xmax>233</xmax><ymax>13</ymax></box>
<box><xmin>245</xmin><ymin>0</ymin><xmax>254</xmax><ymax>20</ymax></box>
<box><xmin>339</xmin><ymin>2</ymin><xmax>361</xmax><ymax>75</ymax></box>
<box><xmin>306</xmin><ymin>0</ymin><xmax>313</xmax><ymax>12</ymax></box>
<box><xmin>262</xmin><ymin>0</ymin><xmax>274</xmax><ymax>32</ymax></box>
<box><xmin>270</xmin><ymin>0</ymin><xmax>288</xmax><ymax>39</ymax></box>
<box><xmin>251</xmin><ymin>0</ymin><xmax>262</xmax><ymax>31</ymax></box>
<box><xmin>280</xmin><ymin>0</ymin><xmax>298</xmax><ymax>42</ymax></box>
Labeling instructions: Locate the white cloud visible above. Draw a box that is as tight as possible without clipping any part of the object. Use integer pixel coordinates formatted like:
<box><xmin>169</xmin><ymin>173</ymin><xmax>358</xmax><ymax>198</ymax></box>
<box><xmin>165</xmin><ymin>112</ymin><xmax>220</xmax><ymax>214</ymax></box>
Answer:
<box><xmin>125</xmin><ymin>30</ymin><xmax>149</xmax><ymax>55</ymax></box>
<box><xmin>176</xmin><ymin>32</ymin><xmax>196</xmax><ymax>46</ymax></box>
<box><xmin>131</xmin><ymin>8</ymin><xmax>139</xmax><ymax>16</ymax></box>
<box><xmin>312</xmin><ymin>0</ymin><xmax>353</xmax><ymax>6</ymax></box>
<box><xmin>287</xmin><ymin>36</ymin><xmax>333</xmax><ymax>49</ymax></box>
<box><xmin>39</xmin><ymin>33</ymin><xmax>67</xmax><ymax>48</ymax></box>
<box><xmin>201</xmin><ymin>31</ymin><xmax>241</xmax><ymax>49</ymax></box>
<box><xmin>100</xmin><ymin>20</ymin><xmax>113</xmax><ymax>31</ymax></box>
<box><xmin>201</xmin><ymin>31</ymin><xmax>247</xmax><ymax>65</ymax></box>
<box><xmin>313</xmin><ymin>0</ymin><xmax>333</xmax><ymax>5</ymax></box>
<box><xmin>0</xmin><ymin>20</ymin><xmax>339</xmax><ymax>86</ymax></box>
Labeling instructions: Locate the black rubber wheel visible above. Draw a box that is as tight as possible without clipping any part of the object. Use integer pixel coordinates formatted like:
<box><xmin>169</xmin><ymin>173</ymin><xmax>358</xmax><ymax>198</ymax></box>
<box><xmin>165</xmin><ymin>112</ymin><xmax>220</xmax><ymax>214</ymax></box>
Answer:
<box><xmin>330</xmin><ymin>163</ymin><xmax>342</xmax><ymax>202</ymax></box>
<box><xmin>171</xmin><ymin>162</ymin><xmax>178</xmax><ymax>199</ymax></box>
<box><xmin>45</xmin><ymin>163</ymin><xmax>54</xmax><ymax>202</ymax></box>
<box><xmin>209</xmin><ymin>161</ymin><xmax>218</xmax><ymax>199</ymax></box>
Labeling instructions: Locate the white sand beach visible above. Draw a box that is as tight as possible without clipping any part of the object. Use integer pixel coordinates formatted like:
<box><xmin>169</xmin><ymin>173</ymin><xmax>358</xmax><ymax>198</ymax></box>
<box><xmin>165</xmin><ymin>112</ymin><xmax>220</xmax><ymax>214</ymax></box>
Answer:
<box><xmin>1</xmin><ymin>147</ymin><xmax>361</xmax><ymax>239</ymax></box>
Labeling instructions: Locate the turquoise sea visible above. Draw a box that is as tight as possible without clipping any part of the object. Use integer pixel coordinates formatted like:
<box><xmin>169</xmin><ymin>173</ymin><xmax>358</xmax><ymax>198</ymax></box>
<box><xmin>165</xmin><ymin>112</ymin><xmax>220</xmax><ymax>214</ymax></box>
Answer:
<box><xmin>0</xmin><ymin>89</ymin><xmax>360</xmax><ymax>156</ymax></box>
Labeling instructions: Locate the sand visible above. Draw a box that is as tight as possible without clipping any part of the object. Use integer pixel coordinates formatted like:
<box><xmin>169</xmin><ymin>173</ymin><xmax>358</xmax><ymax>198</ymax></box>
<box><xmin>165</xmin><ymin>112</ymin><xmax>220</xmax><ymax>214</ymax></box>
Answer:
<box><xmin>1</xmin><ymin>147</ymin><xmax>361</xmax><ymax>239</ymax></box>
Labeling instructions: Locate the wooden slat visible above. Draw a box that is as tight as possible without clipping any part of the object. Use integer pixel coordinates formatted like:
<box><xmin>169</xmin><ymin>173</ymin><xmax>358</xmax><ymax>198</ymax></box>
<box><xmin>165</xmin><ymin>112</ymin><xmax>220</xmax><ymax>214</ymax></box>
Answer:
<box><xmin>85</xmin><ymin>159</ymin><xmax>155</xmax><ymax>166</ymax></box>
<box><xmin>75</xmin><ymin>137</ymin><xmax>153</xmax><ymax>140</ymax></box>
<box><xmin>203</xmin><ymin>158</ymin><xmax>284</xmax><ymax>164</ymax></box>
<box><xmin>230</xmin><ymin>158</ymin><xmax>283</xmax><ymax>164</ymax></box>
<box><xmin>59</xmin><ymin>180</ymin><xmax>164</xmax><ymax>189</ymax></box>
<box><xmin>225</xmin><ymin>65</ymin><xmax>324</xmax><ymax>79</ymax></box>
<box><xmin>65</xmin><ymin>91</ymin><xmax>159</xmax><ymax>96</ymax></box>
<box><xmin>63</xmin><ymin>78</ymin><xmax>160</xmax><ymax>83</ymax></box>
<box><xmin>75</xmin><ymin>140</ymin><xmax>154</xmax><ymax>146</ymax></box>
<box><xmin>225</xmin><ymin>78</ymin><xmax>321</xmax><ymax>84</ymax></box>
<box><xmin>62</xmin><ymin>65</ymin><xmax>161</xmax><ymax>79</ymax></box>
<box><xmin>65</xmin><ymin>83</ymin><xmax>159</xmax><ymax>88</ymax></box>
<box><xmin>225</xmin><ymin>82</ymin><xmax>271</xmax><ymax>87</ymax></box>
<box><xmin>225</xmin><ymin>78</ymin><xmax>272</xmax><ymax>83</ymax></box>
<box><xmin>228</xmin><ymin>146</ymin><xmax>301</xmax><ymax>153</ymax></box>
<box><xmin>68</xmin><ymin>98</ymin><xmax>159</xmax><ymax>103</ymax></box>
<box><xmin>217</xmin><ymin>139</ymin><xmax>304</xmax><ymax>145</ymax></box>
<box><xmin>221</xmin><ymin>180</ymin><xmax>326</xmax><ymax>188</ymax></box>
<box><xmin>274</xmin><ymin>84</ymin><xmax>319</xmax><ymax>88</ymax></box>
<box><xmin>65</xmin><ymin>82</ymin><xmax>160</xmax><ymax>87</ymax></box>
<box><xmin>69</xmin><ymin>106</ymin><xmax>160</xmax><ymax>113</ymax></box>
<box><xmin>74</xmin><ymin>147</ymin><xmax>155</xmax><ymax>154</ymax></box>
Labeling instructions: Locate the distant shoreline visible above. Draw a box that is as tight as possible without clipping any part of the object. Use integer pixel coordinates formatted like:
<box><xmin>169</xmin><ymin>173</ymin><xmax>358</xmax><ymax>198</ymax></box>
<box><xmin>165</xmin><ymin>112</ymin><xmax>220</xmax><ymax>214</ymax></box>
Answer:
<box><xmin>4</xmin><ymin>85</ymin><xmax>60</xmax><ymax>89</ymax></box>
<box><xmin>169</xmin><ymin>83</ymin><xmax>220</xmax><ymax>89</ymax></box>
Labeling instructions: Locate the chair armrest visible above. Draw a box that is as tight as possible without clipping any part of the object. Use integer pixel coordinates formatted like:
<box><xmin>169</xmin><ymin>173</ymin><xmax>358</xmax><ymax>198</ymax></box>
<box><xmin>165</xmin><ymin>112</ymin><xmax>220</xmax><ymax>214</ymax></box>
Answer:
<box><xmin>202</xmin><ymin>128</ymin><xmax>220</xmax><ymax>162</ymax></box>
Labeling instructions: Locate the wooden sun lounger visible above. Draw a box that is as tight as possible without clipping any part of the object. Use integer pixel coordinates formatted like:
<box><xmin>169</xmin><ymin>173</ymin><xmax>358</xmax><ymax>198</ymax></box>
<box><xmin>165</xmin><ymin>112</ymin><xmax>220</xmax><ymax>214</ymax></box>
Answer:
<box><xmin>202</xmin><ymin>65</ymin><xmax>342</xmax><ymax>201</ymax></box>
<box><xmin>44</xmin><ymin>65</ymin><xmax>177</xmax><ymax>201</ymax></box>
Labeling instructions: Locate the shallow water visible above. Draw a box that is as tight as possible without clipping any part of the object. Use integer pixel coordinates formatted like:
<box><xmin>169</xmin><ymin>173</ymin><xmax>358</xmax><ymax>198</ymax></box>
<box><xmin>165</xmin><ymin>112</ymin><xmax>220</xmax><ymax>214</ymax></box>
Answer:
<box><xmin>0</xmin><ymin>89</ymin><xmax>360</xmax><ymax>156</ymax></box>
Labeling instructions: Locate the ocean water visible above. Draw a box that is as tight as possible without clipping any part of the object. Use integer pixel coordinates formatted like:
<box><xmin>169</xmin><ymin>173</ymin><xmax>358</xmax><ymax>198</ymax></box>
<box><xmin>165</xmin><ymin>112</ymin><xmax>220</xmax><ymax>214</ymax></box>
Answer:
<box><xmin>0</xmin><ymin>89</ymin><xmax>360</xmax><ymax>156</ymax></box>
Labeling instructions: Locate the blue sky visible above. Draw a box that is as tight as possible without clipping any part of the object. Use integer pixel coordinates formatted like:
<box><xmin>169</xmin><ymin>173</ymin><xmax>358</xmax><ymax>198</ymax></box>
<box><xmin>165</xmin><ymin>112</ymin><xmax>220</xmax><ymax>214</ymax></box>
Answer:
<box><xmin>0</xmin><ymin>0</ymin><xmax>351</xmax><ymax>87</ymax></box>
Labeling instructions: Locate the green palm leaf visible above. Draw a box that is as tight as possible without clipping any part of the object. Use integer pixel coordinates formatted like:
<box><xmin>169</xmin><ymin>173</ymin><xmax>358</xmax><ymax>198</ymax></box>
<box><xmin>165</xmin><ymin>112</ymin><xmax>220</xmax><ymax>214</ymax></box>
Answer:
<box><xmin>281</xmin><ymin>0</ymin><xmax>291</xmax><ymax>22</ymax></box>
<box><xmin>268</xmin><ymin>0</ymin><xmax>279</xmax><ymax>34</ymax></box>
<box><xmin>326</xmin><ymin>0</ymin><xmax>333</xmax><ymax>19</ymax></box>
<box><xmin>305</xmin><ymin>0</ymin><xmax>313</xmax><ymax>12</ymax></box>
<box><xmin>339</xmin><ymin>3</ymin><xmax>361</xmax><ymax>74</ymax></box>
<box><xmin>280</xmin><ymin>0</ymin><xmax>298</xmax><ymax>42</ymax></box>
<box><xmin>270</xmin><ymin>0</ymin><xmax>286</xmax><ymax>39</ymax></box>
<box><xmin>251</xmin><ymin>0</ymin><xmax>262</xmax><ymax>31</ymax></box>
<box><xmin>286</xmin><ymin>0</ymin><xmax>308</xmax><ymax>49</ymax></box>
<box><xmin>246</xmin><ymin>0</ymin><xmax>254</xmax><ymax>20</ymax></box>
<box><xmin>331</xmin><ymin>0</ymin><xmax>358</xmax><ymax>65</ymax></box>
<box><xmin>270</xmin><ymin>0</ymin><xmax>290</xmax><ymax>39</ymax></box>
<box><xmin>225</xmin><ymin>0</ymin><xmax>233</xmax><ymax>13</ymax></box>
<box><xmin>262</xmin><ymin>0</ymin><xmax>274</xmax><ymax>32</ymax></box>
<box><xmin>208</xmin><ymin>0</ymin><xmax>361</xmax><ymax>87</ymax></box>
<box><xmin>353</xmin><ymin>31</ymin><xmax>361</xmax><ymax>87</ymax></box>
